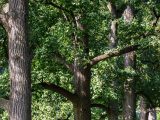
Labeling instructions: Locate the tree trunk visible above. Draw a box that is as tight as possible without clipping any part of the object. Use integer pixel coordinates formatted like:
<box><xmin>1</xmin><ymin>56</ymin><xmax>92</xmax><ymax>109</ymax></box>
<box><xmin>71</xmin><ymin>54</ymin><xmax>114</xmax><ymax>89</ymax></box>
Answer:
<box><xmin>73</xmin><ymin>67</ymin><xmax>91</xmax><ymax>120</ymax></box>
<box><xmin>107</xmin><ymin>20</ymin><xmax>119</xmax><ymax>120</ymax></box>
<box><xmin>123</xmin><ymin>5</ymin><xmax>136</xmax><ymax>120</ymax></box>
<box><xmin>108</xmin><ymin>100</ymin><xmax>118</xmax><ymax>120</ymax></box>
<box><xmin>109</xmin><ymin>20</ymin><xmax>117</xmax><ymax>48</ymax></box>
<box><xmin>123</xmin><ymin>79</ymin><xmax>136</xmax><ymax>120</ymax></box>
<box><xmin>140</xmin><ymin>96</ymin><xmax>148</xmax><ymax>120</ymax></box>
<box><xmin>107</xmin><ymin>3</ymin><xmax>119</xmax><ymax>119</ymax></box>
<box><xmin>8</xmin><ymin>0</ymin><xmax>31</xmax><ymax>120</ymax></box>
<box><xmin>123</xmin><ymin>52</ymin><xmax>136</xmax><ymax>120</ymax></box>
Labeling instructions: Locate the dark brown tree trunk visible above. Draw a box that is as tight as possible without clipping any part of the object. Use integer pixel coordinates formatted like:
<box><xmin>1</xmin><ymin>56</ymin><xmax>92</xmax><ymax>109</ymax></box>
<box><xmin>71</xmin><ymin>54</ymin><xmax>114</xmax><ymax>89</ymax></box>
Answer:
<box><xmin>8</xmin><ymin>0</ymin><xmax>31</xmax><ymax>119</ymax></box>
<box><xmin>107</xmin><ymin>100</ymin><xmax>118</xmax><ymax>120</ymax></box>
<box><xmin>123</xmin><ymin>5</ymin><xmax>136</xmax><ymax>120</ymax></box>
<box><xmin>123</xmin><ymin>80</ymin><xmax>136</xmax><ymax>120</ymax></box>
<box><xmin>73</xmin><ymin>67</ymin><xmax>91</xmax><ymax>120</ymax></box>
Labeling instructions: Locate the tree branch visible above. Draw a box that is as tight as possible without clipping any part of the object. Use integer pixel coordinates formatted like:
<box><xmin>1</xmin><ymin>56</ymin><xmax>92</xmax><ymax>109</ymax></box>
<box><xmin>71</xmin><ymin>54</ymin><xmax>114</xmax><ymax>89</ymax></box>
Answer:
<box><xmin>54</xmin><ymin>52</ymin><xmax>74</xmax><ymax>72</ymax></box>
<box><xmin>45</xmin><ymin>0</ymin><xmax>71</xmax><ymax>13</ymax></box>
<box><xmin>89</xmin><ymin>45</ymin><xmax>139</xmax><ymax>66</ymax></box>
<box><xmin>40</xmin><ymin>82</ymin><xmax>78</xmax><ymax>103</ymax></box>
<box><xmin>0</xmin><ymin>98</ymin><xmax>9</xmax><ymax>112</ymax></box>
<box><xmin>91</xmin><ymin>103</ymin><xmax>108</xmax><ymax>111</ymax></box>
<box><xmin>152</xmin><ymin>7</ymin><xmax>160</xmax><ymax>27</ymax></box>
<box><xmin>107</xmin><ymin>1</ymin><xmax>117</xmax><ymax>18</ymax></box>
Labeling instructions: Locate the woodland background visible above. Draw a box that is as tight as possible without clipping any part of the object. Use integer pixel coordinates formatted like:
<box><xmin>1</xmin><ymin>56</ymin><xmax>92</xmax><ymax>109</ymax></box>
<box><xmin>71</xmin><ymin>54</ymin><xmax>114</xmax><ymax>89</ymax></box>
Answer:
<box><xmin>0</xmin><ymin>0</ymin><xmax>160</xmax><ymax>120</ymax></box>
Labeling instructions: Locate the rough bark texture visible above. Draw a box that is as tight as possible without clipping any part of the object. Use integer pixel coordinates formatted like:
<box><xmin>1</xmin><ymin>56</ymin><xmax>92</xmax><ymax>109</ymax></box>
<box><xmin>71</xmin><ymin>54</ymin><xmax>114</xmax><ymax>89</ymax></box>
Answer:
<box><xmin>8</xmin><ymin>0</ymin><xmax>31</xmax><ymax>120</ymax></box>
<box><xmin>123</xmin><ymin>5</ymin><xmax>136</xmax><ymax>120</ymax></box>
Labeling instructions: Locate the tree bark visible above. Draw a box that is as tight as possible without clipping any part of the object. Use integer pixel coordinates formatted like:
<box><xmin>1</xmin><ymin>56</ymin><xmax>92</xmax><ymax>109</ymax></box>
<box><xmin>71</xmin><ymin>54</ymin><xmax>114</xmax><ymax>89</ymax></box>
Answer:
<box><xmin>123</xmin><ymin>52</ymin><xmax>136</xmax><ymax>120</ymax></box>
<box><xmin>107</xmin><ymin>2</ymin><xmax>119</xmax><ymax>119</ymax></box>
<box><xmin>73</xmin><ymin>66</ymin><xmax>91</xmax><ymax>120</ymax></box>
<box><xmin>8</xmin><ymin>0</ymin><xmax>31</xmax><ymax>120</ymax></box>
<box><xmin>123</xmin><ymin>5</ymin><xmax>136</xmax><ymax>120</ymax></box>
<box><xmin>139</xmin><ymin>96</ymin><xmax>148</xmax><ymax>120</ymax></box>
<box><xmin>107</xmin><ymin>16</ymin><xmax>118</xmax><ymax>120</ymax></box>
<box><xmin>109</xmin><ymin>20</ymin><xmax>118</xmax><ymax>48</ymax></box>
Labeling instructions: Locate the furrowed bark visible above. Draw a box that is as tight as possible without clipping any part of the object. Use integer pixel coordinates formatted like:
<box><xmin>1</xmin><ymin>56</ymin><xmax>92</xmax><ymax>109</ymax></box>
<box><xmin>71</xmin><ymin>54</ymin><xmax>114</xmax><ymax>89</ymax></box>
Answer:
<box><xmin>1</xmin><ymin>1</ymin><xmax>31</xmax><ymax>119</ymax></box>
<box><xmin>8</xmin><ymin>0</ymin><xmax>31</xmax><ymax>119</ymax></box>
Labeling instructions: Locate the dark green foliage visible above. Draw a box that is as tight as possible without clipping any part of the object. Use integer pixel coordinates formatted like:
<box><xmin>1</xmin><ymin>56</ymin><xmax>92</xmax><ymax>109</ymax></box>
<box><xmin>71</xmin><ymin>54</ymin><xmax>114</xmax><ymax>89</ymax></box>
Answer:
<box><xmin>0</xmin><ymin>0</ymin><xmax>160</xmax><ymax>119</ymax></box>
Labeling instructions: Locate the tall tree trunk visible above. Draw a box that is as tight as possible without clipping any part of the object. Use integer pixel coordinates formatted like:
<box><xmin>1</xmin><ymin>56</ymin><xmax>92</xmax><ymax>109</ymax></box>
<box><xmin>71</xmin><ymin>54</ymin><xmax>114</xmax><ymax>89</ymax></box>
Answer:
<box><xmin>8</xmin><ymin>0</ymin><xmax>31</xmax><ymax>119</ymax></box>
<box><xmin>73</xmin><ymin>66</ymin><xmax>91</xmax><ymax>120</ymax></box>
<box><xmin>72</xmin><ymin>12</ymin><xmax>91</xmax><ymax>120</ymax></box>
<box><xmin>123</xmin><ymin>52</ymin><xmax>136</xmax><ymax>120</ymax></box>
<box><xmin>123</xmin><ymin>5</ymin><xmax>136</xmax><ymax>120</ymax></box>
<box><xmin>107</xmin><ymin>20</ymin><xmax>119</xmax><ymax>120</ymax></box>
<box><xmin>139</xmin><ymin>96</ymin><xmax>148</xmax><ymax>120</ymax></box>
<box><xmin>107</xmin><ymin>2</ymin><xmax>119</xmax><ymax>119</ymax></box>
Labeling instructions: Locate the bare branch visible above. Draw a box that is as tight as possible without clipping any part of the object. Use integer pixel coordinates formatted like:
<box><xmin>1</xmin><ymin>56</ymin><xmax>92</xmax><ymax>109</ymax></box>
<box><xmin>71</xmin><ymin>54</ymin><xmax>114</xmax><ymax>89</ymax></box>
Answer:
<box><xmin>0</xmin><ymin>98</ymin><xmax>9</xmax><ymax>112</ymax></box>
<box><xmin>40</xmin><ymin>82</ymin><xmax>78</xmax><ymax>103</ymax></box>
<box><xmin>89</xmin><ymin>45</ymin><xmax>139</xmax><ymax>66</ymax></box>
